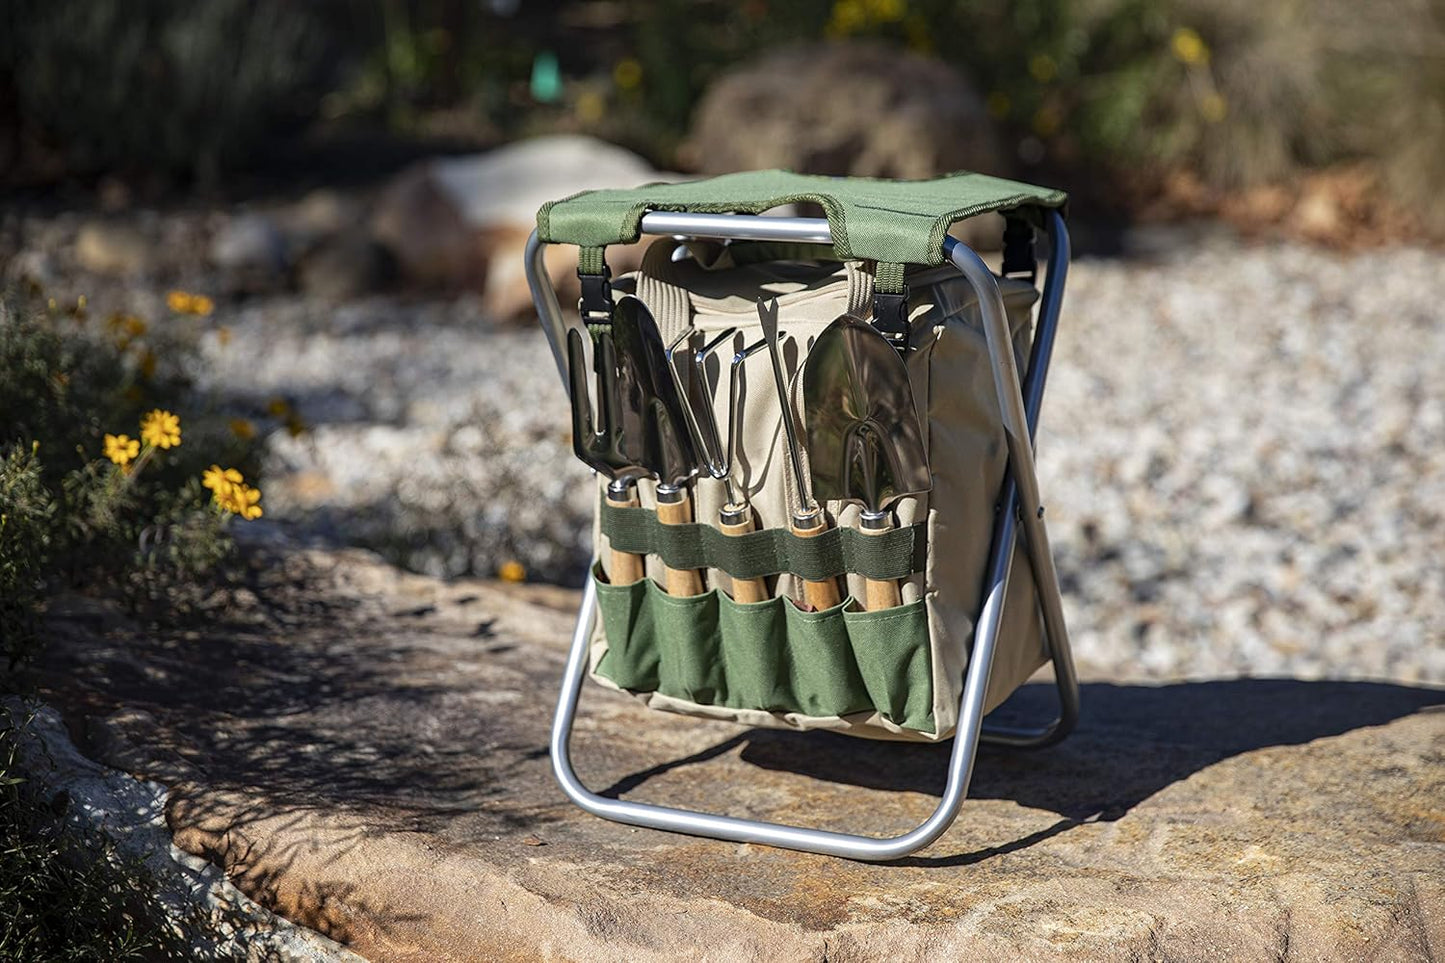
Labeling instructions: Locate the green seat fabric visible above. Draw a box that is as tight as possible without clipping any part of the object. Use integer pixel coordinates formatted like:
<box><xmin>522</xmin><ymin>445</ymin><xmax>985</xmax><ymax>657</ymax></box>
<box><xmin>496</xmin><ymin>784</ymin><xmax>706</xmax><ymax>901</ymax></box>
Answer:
<box><xmin>536</xmin><ymin>169</ymin><xmax>1067</xmax><ymax>266</ymax></box>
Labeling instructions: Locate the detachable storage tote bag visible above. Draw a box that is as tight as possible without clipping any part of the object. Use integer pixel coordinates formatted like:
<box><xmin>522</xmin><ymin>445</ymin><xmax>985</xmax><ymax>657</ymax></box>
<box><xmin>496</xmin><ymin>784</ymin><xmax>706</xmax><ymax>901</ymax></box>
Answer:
<box><xmin>585</xmin><ymin>241</ymin><xmax>1049</xmax><ymax>741</ymax></box>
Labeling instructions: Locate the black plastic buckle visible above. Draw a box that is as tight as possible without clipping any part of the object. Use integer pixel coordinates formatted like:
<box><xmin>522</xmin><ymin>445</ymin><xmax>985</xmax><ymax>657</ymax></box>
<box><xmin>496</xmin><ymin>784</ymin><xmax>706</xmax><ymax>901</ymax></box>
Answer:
<box><xmin>578</xmin><ymin>264</ymin><xmax>614</xmax><ymax>325</ymax></box>
<box><xmin>871</xmin><ymin>290</ymin><xmax>910</xmax><ymax>351</ymax></box>
<box><xmin>1001</xmin><ymin>216</ymin><xmax>1036</xmax><ymax>282</ymax></box>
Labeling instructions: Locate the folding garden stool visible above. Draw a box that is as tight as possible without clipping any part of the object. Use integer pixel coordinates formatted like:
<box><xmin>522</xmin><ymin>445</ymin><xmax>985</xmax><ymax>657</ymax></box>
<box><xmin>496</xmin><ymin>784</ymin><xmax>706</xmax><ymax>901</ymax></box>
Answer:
<box><xmin>524</xmin><ymin>171</ymin><xmax>1079</xmax><ymax>861</ymax></box>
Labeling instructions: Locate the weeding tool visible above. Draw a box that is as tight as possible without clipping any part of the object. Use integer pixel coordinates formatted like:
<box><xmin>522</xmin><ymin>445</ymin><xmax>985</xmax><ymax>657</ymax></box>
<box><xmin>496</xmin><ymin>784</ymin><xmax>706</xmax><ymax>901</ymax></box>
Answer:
<box><xmin>803</xmin><ymin>314</ymin><xmax>931</xmax><ymax>610</ymax></box>
<box><xmin>757</xmin><ymin>297</ymin><xmax>842</xmax><ymax>611</ymax></box>
<box><xmin>717</xmin><ymin>337</ymin><xmax>772</xmax><ymax>603</ymax></box>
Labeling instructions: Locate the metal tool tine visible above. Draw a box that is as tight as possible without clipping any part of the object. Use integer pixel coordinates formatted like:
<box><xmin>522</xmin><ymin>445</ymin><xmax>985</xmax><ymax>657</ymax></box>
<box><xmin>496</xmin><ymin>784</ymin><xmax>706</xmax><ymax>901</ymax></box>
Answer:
<box><xmin>595</xmin><ymin>328</ymin><xmax>623</xmax><ymax>451</ymax></box>
<box><xmin>726</xmin><ymin>337</ymin><xmax>769</xmax><ymax>502</ymax></box>
<box><xmin>691</xmin><ymin>328</ymin><xmax>737</xmax><ymax>477</ymax></box>
<box><xmin>756</xmin><ymin>297</ymin><xmax>814</xmax><ymax>514</ymax></box>
<box><xmin>566</xmin><ymin>328</ymin><xmax>596</xmax><ymax>463</ymax></box>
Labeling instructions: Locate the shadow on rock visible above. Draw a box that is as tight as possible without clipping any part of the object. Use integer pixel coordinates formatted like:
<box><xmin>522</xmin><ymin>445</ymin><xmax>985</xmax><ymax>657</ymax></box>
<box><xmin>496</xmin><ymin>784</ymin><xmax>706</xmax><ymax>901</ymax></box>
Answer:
<box><xmin>601</xmin><ymin>678</ymin><xmax>1445</xmax><ymax>862</ymax></box>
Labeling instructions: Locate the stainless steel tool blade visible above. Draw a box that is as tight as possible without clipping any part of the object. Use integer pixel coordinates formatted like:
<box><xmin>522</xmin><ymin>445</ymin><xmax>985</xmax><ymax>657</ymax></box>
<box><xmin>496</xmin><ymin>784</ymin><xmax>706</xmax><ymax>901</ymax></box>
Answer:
<box><xmin>804</xmin><ymin>314</ymin><xmax>930</xmax><ymax>610</ymax></box>
<box><xmin>611</xmin><ymin>295</ymin><xmax>699</xmax><ymax>489</ymax></box>
<box><xmin>804</xmin><ymin>314</ymin><xmax>931</xmax><ymax>513</ymax></box>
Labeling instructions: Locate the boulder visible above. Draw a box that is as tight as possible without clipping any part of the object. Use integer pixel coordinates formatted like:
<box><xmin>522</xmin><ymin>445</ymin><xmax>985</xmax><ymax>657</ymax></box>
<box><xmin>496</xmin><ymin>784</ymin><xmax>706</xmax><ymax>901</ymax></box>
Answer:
<box><xmin>296</xmin><ymin>234</ymin><xmax>395</xmax><ymax>301</ymax></box>
<box><xmin>3</xmin><ymin>698</ymin><xmax>363</xmax><ymax>962</ymax></box>
<box><xmin>370</xmin><ymin>135</ymin><xmax>675</xmax><ymax>319</ymax></box>
<box><xmin>685</xmin><ymin>41</ymin><xmax>1004</xmax><ymax>182</ymax></box>
<box><xmin>33</xmin><ymin>545</ymin><xmax>1445</xmax><ymax>963</ymax></box>
<box><xmin>74</xmin><ymin>220</ymin><xmax>156</xmax><ymax>276</ymax></box>
<box><xmin>685</xmin><ymin>42</ymin><xmax>1009</xmax><ymax>249</ymax></box>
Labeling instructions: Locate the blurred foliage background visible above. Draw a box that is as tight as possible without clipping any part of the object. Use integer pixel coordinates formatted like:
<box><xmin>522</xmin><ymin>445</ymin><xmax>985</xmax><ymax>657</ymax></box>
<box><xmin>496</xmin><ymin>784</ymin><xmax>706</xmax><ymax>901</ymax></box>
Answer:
<box><xmin>1</xmin><ymin>0</ymin><xmax>1442</xmax><ymax>225</ymax></box>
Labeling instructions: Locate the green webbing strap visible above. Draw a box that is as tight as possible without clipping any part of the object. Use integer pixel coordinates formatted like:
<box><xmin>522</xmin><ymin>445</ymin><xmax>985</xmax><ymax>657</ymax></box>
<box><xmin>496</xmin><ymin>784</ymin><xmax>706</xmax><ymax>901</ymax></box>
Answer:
<box><xmin>601</xmin><ymin>503</ymin><xmax>926</xmax><ymax>581</ymax></box>
<box><xmin>874</xmin><ymin>261</ymin><xmax>908</xmax><ymax>295</ymax></box>
<box><xmin>577</xmin><ymin>246</ymin><xmax>607</xmax><ymax>275</ymax></box>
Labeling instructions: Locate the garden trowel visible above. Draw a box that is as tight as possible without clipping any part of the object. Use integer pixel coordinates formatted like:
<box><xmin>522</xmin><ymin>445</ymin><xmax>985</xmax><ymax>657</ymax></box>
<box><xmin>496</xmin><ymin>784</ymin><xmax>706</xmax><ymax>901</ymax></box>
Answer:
<box><xmin>803</xmin><ymin>315</ymin><xmax>931</xmax><ymax>611</ymax></box>
<box><xmin>610</xmin><ymin>295</ymin><xmax>705</xmax><ymax>597</ymax></box>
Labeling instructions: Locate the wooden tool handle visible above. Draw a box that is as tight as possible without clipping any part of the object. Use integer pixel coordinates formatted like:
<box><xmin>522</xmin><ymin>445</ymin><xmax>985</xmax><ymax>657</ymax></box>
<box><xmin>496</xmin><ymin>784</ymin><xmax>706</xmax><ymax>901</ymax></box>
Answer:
<box><xmin>719</xmin><ymin>509</ymin><xmax>769</xmax><ymax>603</ymax></box>
<box><xmin>657</xmin><ymin>490</ymin><xmax>705</xmax><ymax>597</ymax></box>
<box><xmin>604</xmin><ymin>487</ymin><xmax>645</xmax><ymax>586</ymax></box>
<box><xmin>791</xmin><ymin>513</ymin><xmax>842</xmax><ymax>611</ymax></box>
<box><xmin>860</xmin><ymin>523</ymin><xmax>902</xmax><ymax>611</ymax></box>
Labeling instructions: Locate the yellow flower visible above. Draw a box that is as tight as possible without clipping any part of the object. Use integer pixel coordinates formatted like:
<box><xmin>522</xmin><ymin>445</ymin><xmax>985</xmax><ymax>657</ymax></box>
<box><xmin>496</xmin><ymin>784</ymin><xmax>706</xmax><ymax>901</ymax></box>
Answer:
<box><xmin>202</xmin><ymin>465</ymin><xmax>243</xmax><ymax>497</ymax></box>
<box><xmin>166</xmin><ymin>291</ymin><xmax>215</xmax><ymax>316</ymax></box>
<box><xmin>266</xmin><ymin>396</ymin><xmax>291</xmax><ymax>417</ymax></box>
<box><xmin>826</xmin><ymin>0</ymin><xmax>866</xmax><ymax>36</ymax></box>
<box><xmin>229</xmin><ymin>417</ymin><xmax>256</xmax><ymax>441</ymax></box>
<box><xmin>612</xmin><ymin>58</ymin><xmax>642</xmax><ymax>91</ymax></box>
<box><xmin>1029</xmin><ymin>53</ymin><xmax>1058</xmax><ymax>83</ymax></box>
<box><xmin>140</xmin><ymin>409</ymin><xmax>181</xmax><ymax>449</ymax></box>
<box><xmin>1171</xmin><ymin>27</ymin><xmax>1209</xmax><ymax>65</ymax></box>
<box><xmin>498</xmin><ymin>560</ymin><xmax>526</xmax><ymax>583</ymax></box>
<box><xmin>864</xmin><ymin>0</ymin><xmax>906</xmax><ymax>22</ymax></box>
<box><xmin>220</xmin><ymin>483</ymin><xmax>263</xmax><ymax>520</ymax></box>
<box><xmin>103</xmin><ymin>433</ymin><xmax>140</xmax><ymax>467</ymax></box>
<box><xmin>575</xmin><ymin>89</ymin><xmax>605</xmax><ymax>124</ymax></box>
<box><xmin>1201</xmin><ymin>92</ymin><xmax>1228</xmax><ymax>122</ymax></box>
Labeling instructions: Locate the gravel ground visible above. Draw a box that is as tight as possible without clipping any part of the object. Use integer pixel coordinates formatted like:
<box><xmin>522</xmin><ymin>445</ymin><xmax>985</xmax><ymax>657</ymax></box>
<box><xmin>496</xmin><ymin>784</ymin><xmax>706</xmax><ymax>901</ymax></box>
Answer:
<box><xmin>4</xmin><ymin>207</ymin><xmax>1442</xmax><ymax>683</ymax></box>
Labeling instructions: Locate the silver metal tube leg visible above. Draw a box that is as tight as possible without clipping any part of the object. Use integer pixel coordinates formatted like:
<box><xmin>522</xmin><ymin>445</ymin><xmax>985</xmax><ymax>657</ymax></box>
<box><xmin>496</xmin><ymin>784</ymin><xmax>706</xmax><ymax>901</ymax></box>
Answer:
<box><xmin>549</xmin><ymin>509</ymin><xmax>1023</xmax><ymax>861</ymax></box>
<box><xmin>948</xmin><ymin>227</ymin><xmax>1079</xmax><ymax>748</ymax></box>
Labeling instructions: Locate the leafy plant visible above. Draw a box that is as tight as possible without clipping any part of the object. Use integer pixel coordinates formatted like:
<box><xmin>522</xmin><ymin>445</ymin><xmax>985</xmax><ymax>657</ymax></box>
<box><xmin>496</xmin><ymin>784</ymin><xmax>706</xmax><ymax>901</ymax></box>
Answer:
<box><xmin>0</xmin><ymin>706</ymin><xmax>212</xmax><ymax>961</ymax></box>
<box><xmin>0</xmin><ymin>293</ymin><xmax>264</xmax><ymax>667</ymax></box>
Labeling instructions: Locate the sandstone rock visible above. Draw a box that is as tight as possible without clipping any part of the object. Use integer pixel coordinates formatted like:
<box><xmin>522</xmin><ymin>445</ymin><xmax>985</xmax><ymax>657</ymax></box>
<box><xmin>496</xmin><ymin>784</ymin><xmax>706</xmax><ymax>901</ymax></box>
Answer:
<box><xmin>370</xmin><ymin>135</ymin><xmax>674</xmax><ymax>318</ymax></box>
<box><xmin>75</xmin><ymin>220</ymin><xmax>155</xmax><ymax>276</ymax></box>
<box><xmin>686</xmin><ymin>41</ymin><xmax>1004</xmax><ymax>182</ymax></box>
<box><xmin>33</xmin><ymin>546</ymin><xmax>1445</xmax><ymax>963</ymax></box>
<box><xmin>282</xmin><ymin>188</ymin><xmax>363</xmax><ymax>241</ymax></box>
<box><xmin>297</xmin><ymin>234</ymin><xmax>395</xmax><ymax>301</ymax></box>
<box><xmin>3</xmin><ymin>698</ymin><xmax>363</xmax><ymax>963</ymax></box>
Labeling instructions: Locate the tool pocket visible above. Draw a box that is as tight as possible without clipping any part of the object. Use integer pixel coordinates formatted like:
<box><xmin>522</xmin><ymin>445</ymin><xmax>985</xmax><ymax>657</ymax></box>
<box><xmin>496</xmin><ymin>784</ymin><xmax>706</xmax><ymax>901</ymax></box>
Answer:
<box><xmin>592</xmin><ymin>567</ymin><xmax>935</xmax><ymax>732</ymax></box>
<box><xmin>586</xmin><ymin>252</ymin><xmax>1048</xmax><ymax>741</ymax></box>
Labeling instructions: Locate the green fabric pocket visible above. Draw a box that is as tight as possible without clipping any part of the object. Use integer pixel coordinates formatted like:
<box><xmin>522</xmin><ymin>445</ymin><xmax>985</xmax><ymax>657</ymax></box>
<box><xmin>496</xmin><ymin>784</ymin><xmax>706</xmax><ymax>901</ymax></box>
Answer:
<box><xmin>780</xmin><ymin>597</ymin><xmax>872</xmax><ymax>717</ymax></box>
<box><xmin>592</xmin><ymin>566</ymin><xmax>660</xmax><ymax>692</ymax></box>
<box><xmin>652</xmin><ymin>582</ymin><xmax>724</xmax><ymax>704</ymax></box>
<box><xmin>716</xmin><ymin>594</ymin><xmax>789</xmax><ymax>711</ymax></box>
<box><xmin>592</xmin><ymin>569</ymin><xmax>936</xmax><ymax>734</ymax></box>
<box><xmin>845</xmin><ymin>599</ymin><xmax>934</xmax><ymax>733</ymax></box>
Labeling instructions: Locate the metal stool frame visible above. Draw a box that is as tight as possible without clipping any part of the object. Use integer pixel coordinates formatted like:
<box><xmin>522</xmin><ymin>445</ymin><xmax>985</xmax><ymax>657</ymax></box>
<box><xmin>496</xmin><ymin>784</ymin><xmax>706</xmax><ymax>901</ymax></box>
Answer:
<box><xmin>523</xmin><ymin>209</ymin><xmax>1079</xmax><ymax>860</ymax></box>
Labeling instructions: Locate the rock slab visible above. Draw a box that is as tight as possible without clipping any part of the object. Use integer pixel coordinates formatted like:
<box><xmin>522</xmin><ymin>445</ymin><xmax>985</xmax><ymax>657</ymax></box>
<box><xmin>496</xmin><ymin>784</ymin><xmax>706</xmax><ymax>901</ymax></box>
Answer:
<box><xmin>34</xmin><ymin>546</ymin><xmax>1445</xmax><ymax>963</ymax></box>
<box><xmin>2</xmin><ymin>698</ymin><xmax>364</xmax><ymax>963</ymax></box>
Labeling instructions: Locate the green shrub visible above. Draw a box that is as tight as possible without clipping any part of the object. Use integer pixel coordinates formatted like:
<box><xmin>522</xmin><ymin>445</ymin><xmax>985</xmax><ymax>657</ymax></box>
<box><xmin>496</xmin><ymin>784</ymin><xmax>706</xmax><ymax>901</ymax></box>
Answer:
<box><xmin>0</xmin><ymin>0</ymin><xmax>331</xmax><ymax>179</ymax></box>
<box><xmin>0</xmin><ymin>706</ymin><xmax>211</xmax><ymax>961</ymax></box>
<box><xmin>0</xmin><ymin>293</ymin><xmax>265</xmax><ymax>956</ymax></box>
<box><xmin>0</xmin><ymin>293</ymin><xmax>263</xmax><ymax>668</ymax></box>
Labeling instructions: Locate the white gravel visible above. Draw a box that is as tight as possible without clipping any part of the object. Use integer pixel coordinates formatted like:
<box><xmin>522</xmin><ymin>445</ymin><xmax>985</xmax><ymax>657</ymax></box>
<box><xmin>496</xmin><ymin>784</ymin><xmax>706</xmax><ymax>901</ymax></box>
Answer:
<box><xmin>1039</xmin><ymin>240</ymin><xmax>1445</xmax><ymax>683</ymax></box>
